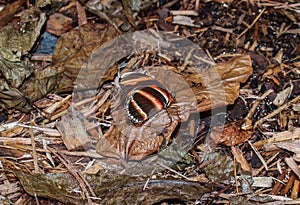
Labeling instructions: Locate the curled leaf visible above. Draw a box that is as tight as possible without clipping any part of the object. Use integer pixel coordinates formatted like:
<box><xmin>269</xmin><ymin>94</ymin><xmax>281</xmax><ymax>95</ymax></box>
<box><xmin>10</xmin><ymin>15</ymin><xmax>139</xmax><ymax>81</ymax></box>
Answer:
<box><xmin>0</xmin><ymin>79</ymin><xmax>29</xmax><ymax>110</ymax></box>
<box><xmin>211</xmin><ymin>120</ymin><xmax>254</xmax><ymax>146</ymax></box>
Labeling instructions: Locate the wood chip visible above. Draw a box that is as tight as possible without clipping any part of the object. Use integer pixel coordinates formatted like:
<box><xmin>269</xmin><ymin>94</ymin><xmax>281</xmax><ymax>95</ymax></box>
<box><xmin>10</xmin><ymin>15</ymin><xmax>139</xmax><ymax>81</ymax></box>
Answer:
<box><xmin>56</xmin><ymin>108</ymin><xmax>91</xmax><ymax>151</ymax></box>
<box><xmin>46</xmin><ymin>13</ymin><xmax>73</xmax><ymax>36</ymax></box>
<box><xmin>285</xmin><ymin>157</ymin><xmax>300</xmax><ymax>179</ymax></box>
<box><xmin>252</xmin><ymin>177</ymin><xmax>273</xmax><ymax>188</ymax></box>
<box><xmin>172</xmin><ymin>15</ymin><xmax>200</xmax><ymax>27</ymax></box>
<box><xmin>170</xmin><ymin>10</ymin><xmax>198</xmax><ymax>16</ymax></box>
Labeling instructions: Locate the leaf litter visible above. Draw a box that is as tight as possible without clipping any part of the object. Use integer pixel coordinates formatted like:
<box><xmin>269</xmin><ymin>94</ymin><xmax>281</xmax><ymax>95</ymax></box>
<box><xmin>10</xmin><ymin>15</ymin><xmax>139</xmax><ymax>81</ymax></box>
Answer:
<box><xmin>0</xmin><ymin>0</ymin><xmax>299</xmax><ymax>204</ymax></box>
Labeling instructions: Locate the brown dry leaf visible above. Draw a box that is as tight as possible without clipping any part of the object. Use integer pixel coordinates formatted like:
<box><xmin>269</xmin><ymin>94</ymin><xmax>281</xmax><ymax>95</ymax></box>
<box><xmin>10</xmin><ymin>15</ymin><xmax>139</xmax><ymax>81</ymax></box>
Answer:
<box><xmin>126</xmin><ymin>111</ymin><xmax>179</xmax><ymax>161</ymax></box>
<box><xmin>211</xmin><ymin>120</ymin><xmax>254</xmax><ymax>146</ymax></box>
<box><xmin>97</xmin><ymin>109</ymin><xmax>178</xmax><ymax>161</ymax></box>
<box><xmin>96</xmin><ymin>125</ymin><xmax>125</xmax><ymax>159</ymax></box>
<box><xmin>83</xmin><ymin>163</ymin><xmax>103</xmax><ymax>175</ymax></box>
<box><xmin>0</xmin><ymin>58</ymin><xmax>33</xmax><ymax>88</ymax></box>
<box><xmin>21</xmin><ymin>64</ymin><xmax>64</xmax><ymax>104</ymax></box>
<box><xmin>53</xmin><ymin>23</ymin><xmax>118</xmax><ymax>93</ymax></box>
<box><xmin>192</xmin><ymin>55</ymin><xmax>253</xmax><ymax>112</ymax></box>
<box><xmin>21</xmin><ymin>23</ymin><xmax>118</xmax><ymax>103</ymax></box>
<box><xmin>231</xmin><ymin>146</ymin><xmax>252</xmax><ymax>172</ymax></box>
<box><xmin>0</xmin><ymin>79</ymin><xmax>29</xmax><ymax>110</ymax></box>
<box><xmin>188</xmin><ymin>174</ymin><xmax>210</xmax><ymax>183</ymax></box>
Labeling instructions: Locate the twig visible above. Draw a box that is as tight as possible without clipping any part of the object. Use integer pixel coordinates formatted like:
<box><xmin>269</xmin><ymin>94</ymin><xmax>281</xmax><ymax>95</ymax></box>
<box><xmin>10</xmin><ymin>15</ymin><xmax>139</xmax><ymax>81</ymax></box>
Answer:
<box><xmin>76</xmin><ymin>1</ymin><xmax>87</xmax><ymax>26</ymax></box>
<box><xmin>254</xmin><ymin>128</ymin><xmax>300</xmax><ymax>148</ymax></box>
<box><xmin>211</xmin><ymin>25</ymin><xmax>235</xmax><ymax>34</ymax></box>
<box><xmin>162</xmin><ymin>0</ymin><xmax>180</xmax><ymax>8</ymax></box>
<box><xmin>234</xmin><ymin>156</ymin><xmax>239</xmax><ymax>193</ymax></box>
<box><xmin>270</xmin><ymin>169</ymin><xmax>287</xmax><ymax>195</ymax></box>
<box><xmin>178</xmin><ymin>48</ymin><xmax>194</xmax><ymax>71</ymax></box>
<box><xmin>49</xmin><ymin>148</ymin><xmax>94</xmax><ymax>205</ymax></box>
<box><xmin>237</xmin><ymin>8</ymin><xmax>266</xmax><ymax>39</ymax></box>
<box><xmin>44</xmin><ymin>95</ymin><xmax>71</xmax><ymax>114</ymax></box>
<box><xmin>16</xmin><ymin>123</ymin><xmax>60</xmax><ymax>136</ymax></box>
<box><xmin>159</xmin><ymin>163</ymin><xmax>189</xmax><ymax>180</ymax></box>
<box><xmin>59</xmin><ymin>150</ymin><xmax>104</xmax><ymax>158</ymax></box>
<box><xmin>42</xmin><ymin>139</ymin><xmax>55</xmax><ymax>167</ymax></box>
<box><xmin>29</xmin><ymin>122</ymin><xmax>42</xmax><ymax>174</ymax></box>
<box><xmin>254</xmin><ymin>95</ymin><xmax>300</xmax><ymax>128</ymax></box>
<box><xmin>170</xmin><ymin>10</ymin><xmax>198</xmax><ymax>16</ymax></box>
<box><xmin>252</xmin><ymin>154</ymin><xmax>278</xmax><ymax>176</ymax></box>
<box><xmin>242</xmin><ymin>89</ymin><xmax>274</xmax><ymax>130</ymax></box>
<box><xmin>195</xmin><ymin>0</ymin><xmax>200</xmax><ymax>11</ymax></box>
<box><xmin>248</xmin><ymin>140</ymin><xmax>268</xmax><ymax>171</ymax></box>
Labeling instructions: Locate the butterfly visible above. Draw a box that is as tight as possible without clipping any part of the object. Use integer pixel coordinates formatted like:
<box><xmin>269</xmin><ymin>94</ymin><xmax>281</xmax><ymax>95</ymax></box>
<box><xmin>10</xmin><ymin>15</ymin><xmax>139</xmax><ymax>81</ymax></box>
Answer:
<box><xmin>119</xmin><ymin>72</ymin><xmax>174</xmax><ymax>125</ymax></box>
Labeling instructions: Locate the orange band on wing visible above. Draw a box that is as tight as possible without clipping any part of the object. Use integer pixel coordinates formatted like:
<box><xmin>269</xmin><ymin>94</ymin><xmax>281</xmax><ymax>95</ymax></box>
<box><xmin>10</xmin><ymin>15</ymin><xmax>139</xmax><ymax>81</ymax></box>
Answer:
<box><xmin>136</xmin><ymin>89</ymin><xmax>164</xmax><ymax>109</ymax></box>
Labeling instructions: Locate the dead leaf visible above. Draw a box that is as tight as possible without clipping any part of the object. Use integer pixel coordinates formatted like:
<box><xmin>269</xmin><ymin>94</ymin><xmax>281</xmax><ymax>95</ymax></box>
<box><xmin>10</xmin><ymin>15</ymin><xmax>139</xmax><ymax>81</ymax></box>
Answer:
<box><xmin>96</xmin><ymin>125</ymin><xmax>124</xmax><ymax>159</ymax></box>
<box><xmin>202</xmin><ymin>152</ymin><xmax>235</xmax><ymax>184</ymax></box>
<box><xmin>83</xmin><ymin>163</ymin><xmax>103</xmax><ymax>175</ymax></box>
<box><xmin>0</xmin><ymin>7</ymin><xmax>46</xmax><ymax>61</ymax></box>
<box><xmin>21</xmin><ymin>65</ymin><xmax>64</xmax><ymax>103</ymax></box>
<box><xmin>19</xmin><ymin>23</ymin><xmax>118</xmax><ymax>104</ymax></box>
<box><xmin>0</xmin><ymin>58</ymin><xmax>33</xmax><ymax>88</ymax></box>
<box><xmin>194</xmin><ymin>55</ymin><xmax>253</xmax><ymax>112</ymax></box>
<box><xmin>211</xmin><ymin>120</ymin><xmax>254</xmax><ymax>146</ymax></box>
<box><xmin>231</xmin><ymin>146</ymin><xmax>252</xmax><ymax>172</ymax></box>
<box><xmin>0</xmin><ymin>79</ymin><xmax>29</xmax><ymax>110</ymax></box>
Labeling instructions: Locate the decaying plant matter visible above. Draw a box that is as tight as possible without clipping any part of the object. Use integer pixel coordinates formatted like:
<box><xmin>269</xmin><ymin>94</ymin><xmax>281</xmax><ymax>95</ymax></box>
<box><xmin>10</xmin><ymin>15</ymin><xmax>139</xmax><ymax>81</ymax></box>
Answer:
<box><xmin>0</xmin><ymin>0</ymin><xmax>299</xmax><ymax>204</ymax></box>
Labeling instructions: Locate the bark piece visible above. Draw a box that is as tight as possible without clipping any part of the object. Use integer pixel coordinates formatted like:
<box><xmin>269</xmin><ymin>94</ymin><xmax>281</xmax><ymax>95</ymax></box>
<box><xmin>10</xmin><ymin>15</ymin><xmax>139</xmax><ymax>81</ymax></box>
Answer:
<box><xmin>15</xmin><ymin>171</ymin><xmax>215</xmax><ymax>205</ymax></box>
<box><xmin>46</xmin><ymin>13</ymin><xmax>73</xmax><ymax>36</ymax></box>
<box><xmin>56</xmin><ymin>108</ymin><xmax>91</xmax><ymax>151</ymax></box>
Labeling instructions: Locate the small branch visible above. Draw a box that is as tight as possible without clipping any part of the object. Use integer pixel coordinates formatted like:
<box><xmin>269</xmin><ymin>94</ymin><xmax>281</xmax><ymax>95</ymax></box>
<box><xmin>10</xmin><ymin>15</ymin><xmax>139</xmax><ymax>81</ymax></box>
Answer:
<box><xmin>49</xmin><ymin>148</ymin><xmax>94</xmax><ymax>205</ymax></box>
<box><xmin>237</xmin><ymin>8</ymin><xmax>266</xmax><ymax>39</ymax></box>
<box><xmin>254</xmin><ymin>95</ymin><xmax>300</xmax><ymax>128</ymax></box>
<box><xmin>248</xmin><ymin>140</ymin><xmax>268</xmax><ymax>171</ymax></box>
<box><xmin>30</xmin><ymin>122</ymin><xmax>42</xmax><ymax>174</ymax></box>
